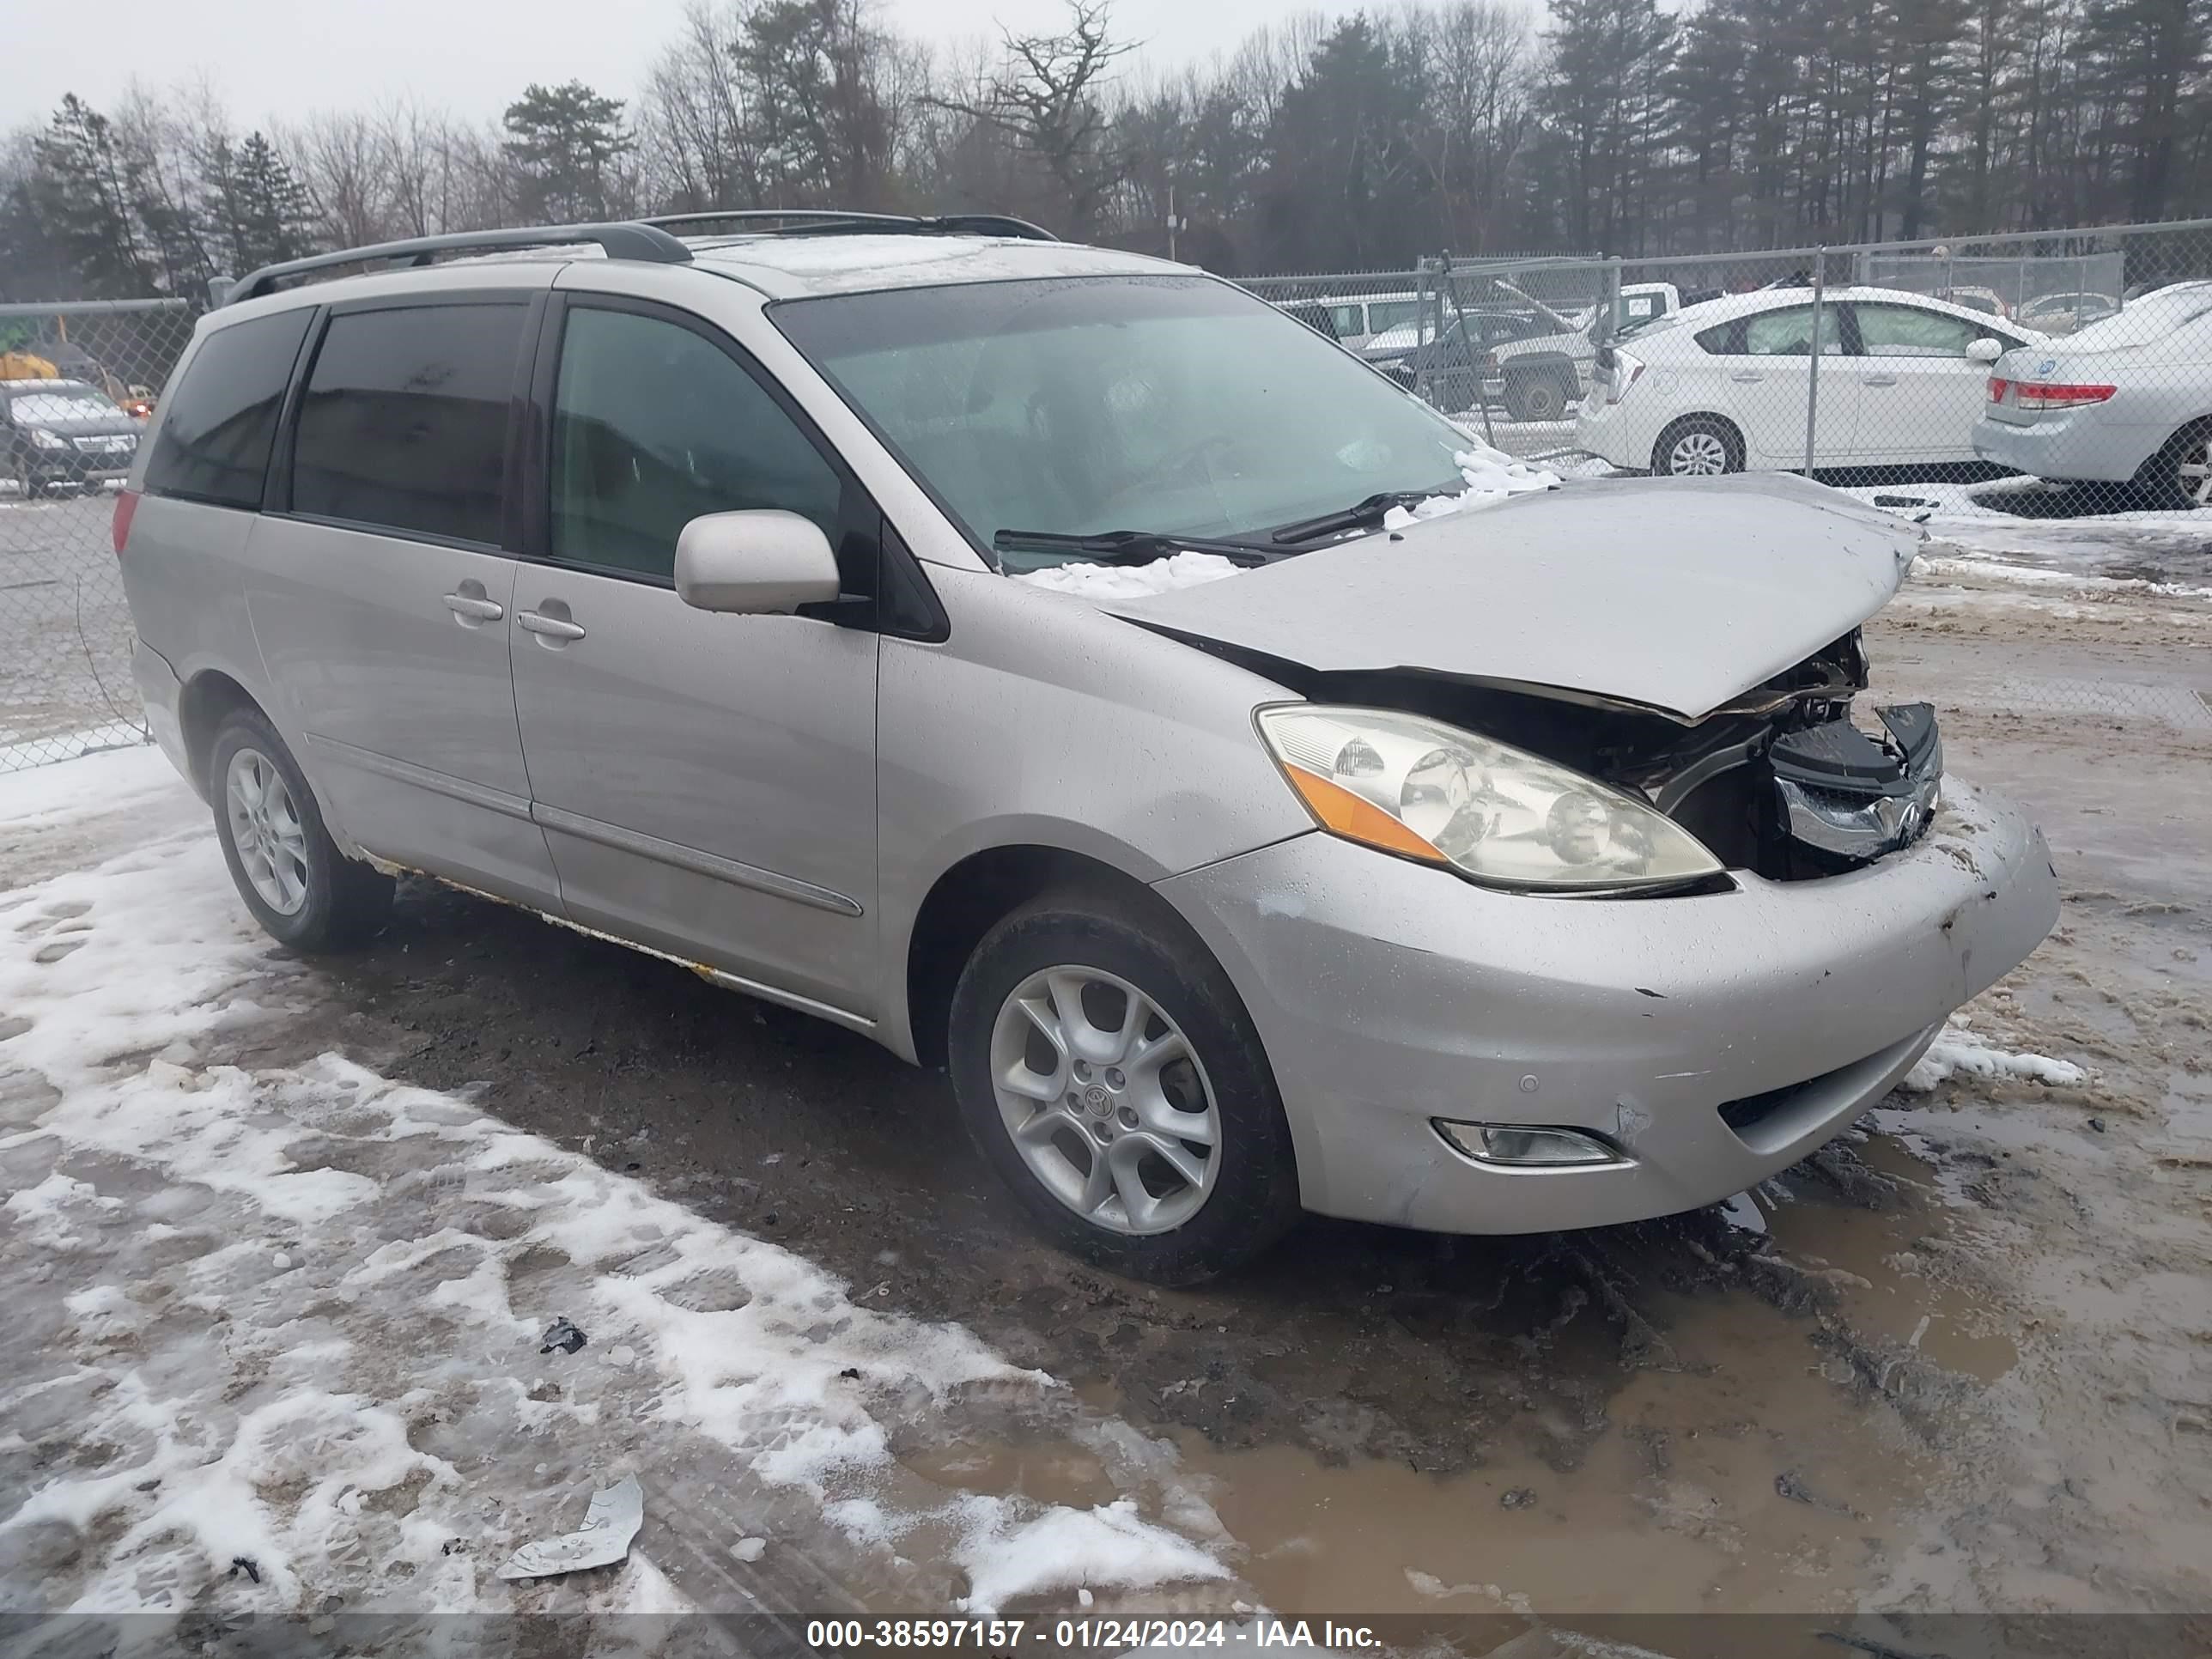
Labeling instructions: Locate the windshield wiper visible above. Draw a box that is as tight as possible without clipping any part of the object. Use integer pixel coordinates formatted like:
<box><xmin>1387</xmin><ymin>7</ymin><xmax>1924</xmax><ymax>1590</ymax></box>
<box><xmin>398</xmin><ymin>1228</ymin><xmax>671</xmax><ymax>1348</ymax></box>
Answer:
<box><xmin>992</xmin><ymin>527</ymin><xmax>1277</xmax><ymax>566</ymax></box>
<box><xmin>1267</xmin><ymin>488</ymin><xmax>1455</xmax><ymax>545</ymax></box>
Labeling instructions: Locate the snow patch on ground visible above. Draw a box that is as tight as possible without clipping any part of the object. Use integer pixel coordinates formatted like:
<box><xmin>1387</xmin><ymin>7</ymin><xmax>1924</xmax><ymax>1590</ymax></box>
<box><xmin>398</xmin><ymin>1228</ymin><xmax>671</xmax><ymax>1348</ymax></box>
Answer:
<box><xmin>954</xmin><ymin>1497</ymin><xmax>1231</xmax><ymax>1614</ymax></box>
<box><xmin>0</xmin><ymin>759</ymin><xmax>1237</xmax><ymax>1618</ymax></box>
<box><xmin>1899</xmin><ymin>1016</ymin><xmax>2087</xmax><ymax>1095</ymax></box>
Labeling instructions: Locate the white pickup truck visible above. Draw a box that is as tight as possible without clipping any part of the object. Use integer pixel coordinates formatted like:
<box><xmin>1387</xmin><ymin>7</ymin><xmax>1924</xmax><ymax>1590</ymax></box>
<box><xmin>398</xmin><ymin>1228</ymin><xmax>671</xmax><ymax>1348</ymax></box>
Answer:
<box><xmin>1486</xmin><ymin>282</ymin><xmax>1681</xmax><ymax>422</ymax></box>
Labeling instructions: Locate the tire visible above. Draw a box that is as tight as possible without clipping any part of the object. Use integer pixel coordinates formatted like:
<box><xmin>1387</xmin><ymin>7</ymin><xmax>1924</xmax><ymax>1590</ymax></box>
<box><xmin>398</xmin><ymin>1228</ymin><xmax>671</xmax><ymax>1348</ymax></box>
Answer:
<box><xmin>947</xmin><ymin>888</ymin><xmax>1301</xmax><ymax>1285</ymax></box>
<box><xmin>2136</xmin><ymin>421</ymin><xmax>2212</xmax><ymax>509</ymax></box>
<box><xmin>209</xmin><ymin>708</ymin><xmax>392</xmax><ymax>951</ymax></box>
<box><xmin>1653</xmin><ymin>416</ymin><xmax>1745</xmax><ymax>477</ymax></box>
<box><xmin>1509</xmin><ymin>374</ymin><xmax>1569</xmax><ymax>423</ymax></box>
<box><xmin>11</xmin><ymin>450</ymin><xmax>46</xmax><ymax>500</ymax></box>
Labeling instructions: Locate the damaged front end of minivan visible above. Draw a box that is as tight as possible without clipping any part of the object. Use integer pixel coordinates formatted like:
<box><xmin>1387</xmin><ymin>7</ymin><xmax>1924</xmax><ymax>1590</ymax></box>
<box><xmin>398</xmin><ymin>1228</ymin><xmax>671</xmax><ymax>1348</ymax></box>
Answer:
<box><xmin>1244</xmin><ymin>630</ymin><xmax>1947</xmax><ymax>885</ymax></box>
<box><xmin>1103</xmin><ymin>473</ymin><xmax>1945</xmax><ymax>888</ymax></box>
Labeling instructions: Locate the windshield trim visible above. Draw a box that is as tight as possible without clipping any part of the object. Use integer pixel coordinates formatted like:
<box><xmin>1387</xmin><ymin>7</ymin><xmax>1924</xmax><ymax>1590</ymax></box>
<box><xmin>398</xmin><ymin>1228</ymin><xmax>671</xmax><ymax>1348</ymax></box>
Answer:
<box><xmin>768</xmin><ymin>272</ymin><xmax>1474</xmax><ymax>574</ymax></box>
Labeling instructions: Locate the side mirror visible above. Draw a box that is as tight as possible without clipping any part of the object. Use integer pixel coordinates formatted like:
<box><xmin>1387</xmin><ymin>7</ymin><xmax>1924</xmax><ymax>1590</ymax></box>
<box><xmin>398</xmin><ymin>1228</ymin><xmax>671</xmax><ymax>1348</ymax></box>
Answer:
<box><xmin>675</xmin><ymin>510</ymin><xmax>842</xmax><ymax>615</ymax></box>
<box><xmin>1966</xmin><ymin>337</ymin><xmax>2003</xmax><ymax>363</ymax></box>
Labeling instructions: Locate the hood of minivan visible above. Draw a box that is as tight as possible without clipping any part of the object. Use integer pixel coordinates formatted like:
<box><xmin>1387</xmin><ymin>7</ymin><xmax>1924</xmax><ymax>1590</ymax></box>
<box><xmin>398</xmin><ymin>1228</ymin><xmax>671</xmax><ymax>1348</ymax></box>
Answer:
<box><xmin>1104</xmin><ymin>474</ymin><xmax>1921</xmax><ymax>722</ymax></box>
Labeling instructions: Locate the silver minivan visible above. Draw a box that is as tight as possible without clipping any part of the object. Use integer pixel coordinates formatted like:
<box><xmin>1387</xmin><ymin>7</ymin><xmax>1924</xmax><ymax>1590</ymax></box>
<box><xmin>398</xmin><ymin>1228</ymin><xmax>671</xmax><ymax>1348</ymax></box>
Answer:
<box><xmin>118</xmin><ymin>218</ymin><xmax>2059</xmax><ymax>1283</ymax></box>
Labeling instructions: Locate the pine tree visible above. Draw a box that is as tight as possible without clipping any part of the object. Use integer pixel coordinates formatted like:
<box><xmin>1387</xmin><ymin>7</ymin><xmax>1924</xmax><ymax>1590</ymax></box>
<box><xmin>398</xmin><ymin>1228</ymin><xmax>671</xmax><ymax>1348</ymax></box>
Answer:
<box><xmin>27</xmin><ymin>96</ymin><xmax>153</xmax><ymax>297</ymax></box>
<box><xmin>502</xmin><ymin>81</ymin><xmax>633</xmax><ymax>222</ymax></box>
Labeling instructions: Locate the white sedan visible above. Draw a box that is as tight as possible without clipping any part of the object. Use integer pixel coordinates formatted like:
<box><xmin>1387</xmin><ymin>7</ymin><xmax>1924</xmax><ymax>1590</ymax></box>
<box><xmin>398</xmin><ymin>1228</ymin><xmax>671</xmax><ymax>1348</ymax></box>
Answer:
<box><xmin>1577</xmin><ymin>287</ymin><xmax>2045</xmax><ymax>476</ymax></box>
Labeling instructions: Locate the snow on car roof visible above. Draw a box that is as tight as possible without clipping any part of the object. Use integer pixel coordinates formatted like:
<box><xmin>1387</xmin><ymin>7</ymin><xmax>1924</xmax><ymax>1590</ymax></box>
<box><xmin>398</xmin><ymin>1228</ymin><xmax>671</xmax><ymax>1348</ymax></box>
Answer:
<box><xmin>1666</xmin><ymin>284</ymin><xmax>2036</xmax><ymax>331</ymax></box>
<box><xmin>687</xmin><ymin>234</ymin><xmax>1180</xmax><ymax>298</ymax></box>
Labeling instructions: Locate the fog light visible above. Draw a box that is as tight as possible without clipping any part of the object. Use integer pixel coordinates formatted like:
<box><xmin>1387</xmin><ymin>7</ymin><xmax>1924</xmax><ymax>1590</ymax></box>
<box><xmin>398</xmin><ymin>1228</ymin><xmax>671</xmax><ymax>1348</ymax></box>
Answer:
<box><xmin>1433</xmin><ymin>1121</ymin><xmax>1626</xmax><ymax>1167</ymax></box>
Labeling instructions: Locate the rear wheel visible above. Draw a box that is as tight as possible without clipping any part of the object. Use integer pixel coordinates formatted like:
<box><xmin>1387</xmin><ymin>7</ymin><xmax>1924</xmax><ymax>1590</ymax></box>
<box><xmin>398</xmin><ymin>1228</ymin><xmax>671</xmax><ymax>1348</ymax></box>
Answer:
<box><xmin>948</xmin><ymin>889</ymin><xmax>1300</xmax><ymax>1284</ymax></box>
<box><xmin>1654</xmin><ymin>416</ymin><xmax>1744</xmax><ymax>477</ymax></box>
<box><xmin>210</xmin><ymin>709</ymin><xmax>392</xmax><ymax>951</ymax></box>
<box><xmin>2138</xmin><ymin>422</ymin><xmax>2212</xmax><ymax>508</ymax></box>
<box><xmin>1510</xmin><ymin>374</ymin><xmax>1571</xmax><ymax>423</ymax></box>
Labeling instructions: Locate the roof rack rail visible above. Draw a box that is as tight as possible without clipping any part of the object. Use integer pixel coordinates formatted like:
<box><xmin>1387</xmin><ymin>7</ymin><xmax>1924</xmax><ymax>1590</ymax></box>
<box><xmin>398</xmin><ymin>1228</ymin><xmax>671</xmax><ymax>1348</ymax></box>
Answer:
<box><xmin>641</xmin><ymin>210</ymin><xmax>1058</xmax><ymax>243</ymax></box>
<box><xmin>223</xmin><ymin>222</ymin><xmax>694</xmax><ymax>307</ymax></box>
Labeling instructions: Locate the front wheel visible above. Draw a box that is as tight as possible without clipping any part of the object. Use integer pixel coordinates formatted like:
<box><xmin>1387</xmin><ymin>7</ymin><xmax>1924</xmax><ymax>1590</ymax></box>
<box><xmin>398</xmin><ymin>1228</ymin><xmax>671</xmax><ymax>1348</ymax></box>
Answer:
<box><xmin>948</xmin><ymin>890</ymin><xmax>1301</xmax><ymax>1284</ymax></box>
<box><xmin>210</xmin><ymin>708</ymin><xmax>392</xmax><ymax>951</ymax></box>
<box><xmin>11</xmin><ymin>450</ymin><xmax>46</xmax><ymax>500</ymax></box>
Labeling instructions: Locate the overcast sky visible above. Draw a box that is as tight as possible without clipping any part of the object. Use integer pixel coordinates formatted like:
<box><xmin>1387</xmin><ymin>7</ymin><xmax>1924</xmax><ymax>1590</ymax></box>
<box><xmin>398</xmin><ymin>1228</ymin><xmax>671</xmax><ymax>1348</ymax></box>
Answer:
<box><xmin>6</xmin><ymin>0</ymin><xmax>1360</xmax><ymax>134</ymax></box>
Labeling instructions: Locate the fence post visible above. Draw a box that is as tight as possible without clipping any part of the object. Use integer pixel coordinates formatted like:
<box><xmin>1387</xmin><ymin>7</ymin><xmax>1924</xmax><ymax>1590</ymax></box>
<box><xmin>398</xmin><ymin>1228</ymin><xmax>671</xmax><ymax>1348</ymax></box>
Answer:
<box><xmin>1804</xmin><ymin>246</ymin><xmax>1826</xmax><ymax>477</ymax></box>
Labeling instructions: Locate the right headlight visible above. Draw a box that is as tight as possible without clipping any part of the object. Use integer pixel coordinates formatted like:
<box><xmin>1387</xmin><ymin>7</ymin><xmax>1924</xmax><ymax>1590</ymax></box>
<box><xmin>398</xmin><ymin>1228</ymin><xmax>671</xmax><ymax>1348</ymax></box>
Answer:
<box><xmin>1257</xmin><ymin>705</ymin><xmax>1723</xmax><ymax>892</ymax></box>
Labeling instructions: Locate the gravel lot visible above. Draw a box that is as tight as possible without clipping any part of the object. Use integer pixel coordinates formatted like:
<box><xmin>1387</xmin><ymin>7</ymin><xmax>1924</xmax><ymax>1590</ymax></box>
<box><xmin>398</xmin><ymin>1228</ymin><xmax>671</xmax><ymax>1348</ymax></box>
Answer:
<box><xmin>3</xmin><ymin>507</ymin><xmax>2209</xmax><ymax>1651</ymax></box>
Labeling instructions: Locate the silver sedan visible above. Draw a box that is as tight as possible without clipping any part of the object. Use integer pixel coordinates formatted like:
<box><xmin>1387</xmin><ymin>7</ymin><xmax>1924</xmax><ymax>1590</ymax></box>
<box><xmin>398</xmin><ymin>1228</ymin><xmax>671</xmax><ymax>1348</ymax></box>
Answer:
<box><xmin>1974</xmin><ymin>282</ymin><xmax>2212</xmax><ymax>505</ymax></box>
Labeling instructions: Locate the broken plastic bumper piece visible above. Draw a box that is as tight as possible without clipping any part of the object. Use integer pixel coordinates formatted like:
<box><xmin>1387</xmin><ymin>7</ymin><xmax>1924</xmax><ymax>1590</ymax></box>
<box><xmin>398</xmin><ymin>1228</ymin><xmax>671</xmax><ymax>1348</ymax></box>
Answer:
<box><xmin>1770</xmin><ymin>702</ymin><xmax>1942</xmax><ymax>867</ymax></box>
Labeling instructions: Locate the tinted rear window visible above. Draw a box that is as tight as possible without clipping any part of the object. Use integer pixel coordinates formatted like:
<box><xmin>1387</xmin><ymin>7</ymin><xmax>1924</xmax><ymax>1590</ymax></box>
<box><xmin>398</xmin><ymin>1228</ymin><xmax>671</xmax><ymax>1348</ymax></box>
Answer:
<box><xmin>143</xmin><ymin>310</ymin><xmax>313</xmax><ymax>509</ymax></box>
<box><xmin>292</xmin><ymin>303</ymin><xmax>526</xmax><ymax>545</ymax></box>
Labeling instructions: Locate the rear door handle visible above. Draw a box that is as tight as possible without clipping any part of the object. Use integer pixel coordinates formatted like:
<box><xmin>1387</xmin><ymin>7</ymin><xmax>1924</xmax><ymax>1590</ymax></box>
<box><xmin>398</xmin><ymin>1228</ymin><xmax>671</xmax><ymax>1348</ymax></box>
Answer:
<box><xmin>443</xmin><ymin>592</ymin><xmax>505</xmax><ymax>621</ymax></box>
<box><xmin>1729</xmin><ymin>370</ymin><xmax>1765</xmax><ymax>383</ymax></box>
<box><xmin>1860</xmin><ymin>374</ymin><xmax>1899</xmax><ymax>387</ymax></box>
<box><xmin>518</xmin><ymin>610</ymin><xmax>586</xmax><ymax>641</ymax></box>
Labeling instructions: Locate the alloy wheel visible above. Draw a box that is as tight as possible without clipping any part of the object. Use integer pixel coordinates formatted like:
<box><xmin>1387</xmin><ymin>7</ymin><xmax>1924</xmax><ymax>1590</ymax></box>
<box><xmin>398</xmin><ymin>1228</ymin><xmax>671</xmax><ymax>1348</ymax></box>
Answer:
<box><xmin>988</xmin><ymin>965</ymin><xmax>1222</xmax><ymax>1236</ymax></box>
<box><xmin>1668</xmin><ymin>428</ymin><xmax>1730</xmax><ymax>475</ymax></box>
<box><xmin>225</xmin><ymin>746</ymin><xmax>311</xmax><ymax>915</ymax></box>
<box><xmin>2179</xmin><ymin>432</ymin><xmax>2212</xmax><ymax>507</ymax></box>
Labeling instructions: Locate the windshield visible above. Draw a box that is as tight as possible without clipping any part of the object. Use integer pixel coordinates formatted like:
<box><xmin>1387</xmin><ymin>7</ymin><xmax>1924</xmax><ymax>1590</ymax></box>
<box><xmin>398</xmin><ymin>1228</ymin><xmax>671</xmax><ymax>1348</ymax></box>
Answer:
<box><xmin>771</xmin><ymin>276</ymin><xmax>1469</xmax><ymax>569</ymax></box>
<box><xmin>5</xmin><ymin>383</ymin><xmax>112</xmax><ymax>423</ymax></box>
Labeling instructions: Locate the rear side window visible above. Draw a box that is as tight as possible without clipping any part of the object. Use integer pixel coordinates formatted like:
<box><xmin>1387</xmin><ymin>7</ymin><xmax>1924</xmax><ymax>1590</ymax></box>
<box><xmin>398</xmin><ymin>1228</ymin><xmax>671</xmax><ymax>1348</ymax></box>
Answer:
<box><xmin>549</xmin><ymin>306</ymin><xmax>840</xmax><ymax>580</ymax></box>
<box><xmin>143</xmin><ymin>310</ymin><xmax>313</xmax><ymax>509</ymax></box>
<box><xmin>292</xmin><ymin>303</ymin><xmax>526</xmax><ymax>545</ymax></box>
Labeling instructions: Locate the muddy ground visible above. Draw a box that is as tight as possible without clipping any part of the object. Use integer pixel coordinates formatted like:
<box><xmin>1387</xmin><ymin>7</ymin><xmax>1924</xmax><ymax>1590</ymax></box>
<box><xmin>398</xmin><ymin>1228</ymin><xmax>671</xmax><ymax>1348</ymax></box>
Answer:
<box><xmin>8</xmin><ymin>548</ymin><xmax>2211</xmax><ymax>1645</ymax></box>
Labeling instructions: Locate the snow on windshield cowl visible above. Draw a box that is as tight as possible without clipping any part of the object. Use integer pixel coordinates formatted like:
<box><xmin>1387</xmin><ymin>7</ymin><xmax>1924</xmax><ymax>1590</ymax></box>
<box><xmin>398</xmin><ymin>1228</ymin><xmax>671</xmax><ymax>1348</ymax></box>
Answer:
<box><xmin>1010</xmin><ymin>437</ymin><xmax>1560</xmax><ymax>601</ymax></box>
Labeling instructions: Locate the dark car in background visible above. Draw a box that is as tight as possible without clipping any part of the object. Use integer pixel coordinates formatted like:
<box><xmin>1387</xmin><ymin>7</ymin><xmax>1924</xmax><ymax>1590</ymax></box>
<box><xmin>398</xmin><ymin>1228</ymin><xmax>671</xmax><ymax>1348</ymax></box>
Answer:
<box><xmin>2</xmin><ymin>379</ymin><xmax>144</xmax><ymax>497</ymax></box>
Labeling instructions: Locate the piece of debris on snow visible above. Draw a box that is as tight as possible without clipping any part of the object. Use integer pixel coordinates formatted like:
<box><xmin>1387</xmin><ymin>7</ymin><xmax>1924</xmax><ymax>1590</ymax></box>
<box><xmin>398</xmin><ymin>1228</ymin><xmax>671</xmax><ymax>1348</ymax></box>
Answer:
<box><xmin>538</xmin><ymin>1316</ymin><xmax>586</xmax><ymax>1355</ymax></box>
<box><xmin>1012</xmin><ymin>550</ymin><xmax>1244</xmax><ymax>599</ymax></box>
<box><xmin>1899</xmin><ymin>1017</ymin><xmax>2085</xmax><ymax>1095</ymax></box>
<box><xmin>498</xmin><ymin>1474</ymin><xmax>645</xmax><ymax>1581</ymax></box>
<box><xmin>731</xmin><ymin>1537</ymin><xmax>767</xmax><ymax>1562</ymax></box>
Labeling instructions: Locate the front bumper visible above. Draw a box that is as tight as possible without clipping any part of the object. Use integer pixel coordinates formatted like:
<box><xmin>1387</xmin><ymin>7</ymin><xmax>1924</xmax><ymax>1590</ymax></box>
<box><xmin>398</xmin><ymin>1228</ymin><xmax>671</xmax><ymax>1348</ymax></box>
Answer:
<box><xmin>1156</xmin><ymin>778</ymin><xmax>2058</xmax><ymax>1234</ymax></box>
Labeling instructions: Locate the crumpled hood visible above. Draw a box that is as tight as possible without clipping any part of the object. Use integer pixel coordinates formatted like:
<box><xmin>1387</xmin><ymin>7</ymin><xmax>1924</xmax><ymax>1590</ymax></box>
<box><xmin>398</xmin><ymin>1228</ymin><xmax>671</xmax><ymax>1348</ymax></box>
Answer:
<box><xmin>1104</xmin><ymin>473</ymin><xmax>1921</xmax><ymax>722</ymax></box>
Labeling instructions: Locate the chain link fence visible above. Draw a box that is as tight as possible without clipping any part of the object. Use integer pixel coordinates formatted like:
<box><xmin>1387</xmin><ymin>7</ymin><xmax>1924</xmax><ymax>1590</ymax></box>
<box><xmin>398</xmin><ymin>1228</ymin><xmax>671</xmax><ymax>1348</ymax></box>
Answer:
<box><xmin>5</xmin><ymin>226</ymin><xmax>2209</xmax><ymax>771</ymax></box>
<box><xmin>1249</xmin><ymin>220</ymin><xmax>2212</xmax><ymax>522</ymax></box>
<box><xmin>2</xmin><ymin>299</ymin><xmax>198</xmax><ymax>771</ymax></box>
<box><xmin>1246</xmin><ymin>223</ymin><xmax>2212</xmax><ymax>732</ymax></box>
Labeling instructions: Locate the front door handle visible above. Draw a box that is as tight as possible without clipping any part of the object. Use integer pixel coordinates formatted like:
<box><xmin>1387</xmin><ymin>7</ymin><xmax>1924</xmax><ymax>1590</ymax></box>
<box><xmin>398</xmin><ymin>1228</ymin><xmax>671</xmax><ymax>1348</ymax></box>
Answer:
<box><xmin>1729</xmin><ymin>370</ymin><xmax>1765</xmax><ymax>383</ymax></box>
<box><xmin>443</xmin><ymin>592</ymin><xmax>505</xmax><ymax>622</ymax></box>
<box><xmin>518</xmin><ymin>609</ymin><xmax>586</xmax><ymax>642</ymax></box>
<box><xmin>1860</xmin><ymin>374</ymin><xmax>1899</xmax><ymax>387</ymax></box>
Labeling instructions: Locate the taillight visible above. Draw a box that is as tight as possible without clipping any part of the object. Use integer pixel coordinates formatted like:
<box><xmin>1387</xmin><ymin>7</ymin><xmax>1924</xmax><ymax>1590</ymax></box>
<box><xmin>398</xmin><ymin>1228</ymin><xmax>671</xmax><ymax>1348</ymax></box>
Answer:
<box><xmin>1606</xmin><ymin>350</ymin><xmax>1645</xmax><ymax>404</ymax></box>
<box><xmin>2012</xmin><ymin>380</ymin><xmax>2117</xmax><ymax>410</ymax></box>
<box><xmin>1987</xmin><ymin>377</ymin><xmax>2008</xmax><ymax>404</ymax></box>
<box><xmin>112</xmin><ymin>489</ymin><xmax>139</xmax><ymax>556</ymax></box>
